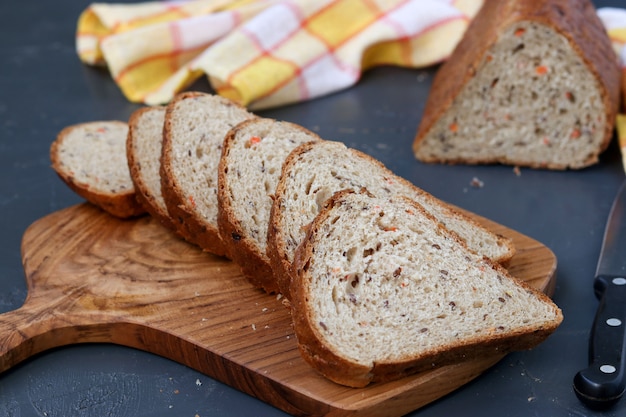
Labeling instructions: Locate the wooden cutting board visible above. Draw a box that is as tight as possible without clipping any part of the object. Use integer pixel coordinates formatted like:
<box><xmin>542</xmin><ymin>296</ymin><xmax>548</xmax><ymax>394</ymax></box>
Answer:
<box><xmin>0</xmin><ymin>203</ymin><xmax>557</xmax><ymax>416</ymax></box>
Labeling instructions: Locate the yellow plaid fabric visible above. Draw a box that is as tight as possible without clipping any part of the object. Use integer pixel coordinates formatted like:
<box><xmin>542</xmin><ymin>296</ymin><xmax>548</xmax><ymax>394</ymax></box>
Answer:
<box><xmin>77</xmin><ymin>1</ymin><xmax>626</xmax><ymax>167</ymax></box>
<box><xmin>76</xmin><ymin>0</ymin><xmax>483</xmax><ymax>109</ymax></box>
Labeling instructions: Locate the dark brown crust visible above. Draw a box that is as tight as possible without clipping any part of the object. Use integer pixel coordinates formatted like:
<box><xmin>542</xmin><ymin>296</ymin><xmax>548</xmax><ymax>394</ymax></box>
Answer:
<box><xmin>413</xmin><ymin>0</ymin><xmax>621</xmax><ymax>170</ymax></box>
<box><xmin>290</xmin><ymin>190</ymin><xmax>379</xmax><ymax>387</ymax></box>
<box><xmin>51</xmin><ymin>121</ymin><xmax>145</xmax><ymax>219</ymax></box>
<box><xmin>267</xmin><ymin>141</ymin><xmax>333</xmax><ymax>298</ymax></box>
<box><xmin>126</xmin><ymin>106</ymin><xmax>179</xmax><ymax>232</ymax></box>
<box><xmin>160</xmin><ymin>91</ymin><xmax>254</xmax><ymax>257</ymax></box>
<box><xmin>290</xmin><ymin>190</ymin><xmax>562</xmax><ymax>387</ymax></box>
<box><xmin>363</xmin><ymin>151</ymin><xmax>516</xmax><ymax>265</ymax></box>
<box><xmin>217</xmin><ymin>118</ymin><xmax>322</xmax><ymax>294</ymax></box>
<box><xmin>218</xmin><ymin>119</ymin><xmax>274</xmax><ymax>289</ymax></box>
<box><xmin>268</xmin><ymin>141</ymin><xmax>515</xmax><ymax>299</ymax></box>
<box><xmin>160</xmin><ymin>92</ymin><xmax>225</xmax><ymax>255</ymax></box>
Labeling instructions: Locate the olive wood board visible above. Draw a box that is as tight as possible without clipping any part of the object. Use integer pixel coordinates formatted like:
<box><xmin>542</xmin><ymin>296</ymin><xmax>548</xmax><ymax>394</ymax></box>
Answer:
<box><xmin>0</xmin><ymin>203</ymin><xmax>557</xmax><ymax>417</ymax></box>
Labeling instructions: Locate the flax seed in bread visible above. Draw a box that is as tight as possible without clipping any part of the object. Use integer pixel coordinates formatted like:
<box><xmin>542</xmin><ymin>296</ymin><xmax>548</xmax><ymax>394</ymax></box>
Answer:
<box><xmin>126</xmin><ymin>106</ymin><xmax>179</xmax><ymax>232</ymax></box>
<box><xmin>217</xmin><ymin>118</ymin><xmax>322</xmax><ymax>293</ymax></box>
<box><xmin>160</xmin><ymin>92</ymin><xmax>256</xmax><ymax>256</ymax></box>
<box><xmin>268</xmin><ymin>140</ymin><xmax>515</xmax><ymax>298</ymax></box>
<box><xmin>51</xmin><ymin>120</ymin><xmax>145</xmax><ymax>219</ymax></box>
<box><xmin>291</xmin><ymin>190</ymin><xmax>562</xmax><ymax>387</ymax></box>
<box><xmin>413</xmin><ymin>0</ymin><xmax>621</xmax><ymax>169</ymax></box>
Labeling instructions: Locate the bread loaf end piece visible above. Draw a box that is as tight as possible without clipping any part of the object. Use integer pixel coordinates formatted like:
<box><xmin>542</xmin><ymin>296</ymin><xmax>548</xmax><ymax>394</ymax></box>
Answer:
<box><xmin>292</xmin><ymin>190</ymin><xmax>562</xmax><ymax>387</ymax></box>
<box><xmin>127</xmin><ymin>106</ymin><xmax>179</xmax><ymax>232</ymax></box>
<box><xmin>51</xmin><ymin>120</ymin><xmax>145</xmax><ymax>219</ymax></box>
<box><xmin>160</xmin><ymin>92</ymin><xmax>255</xmax><ymax>256</ymax></box>
<box><xmin>413</xmin><ymin>0</ymin><xmax>621</xmax><ymax>169</ymax></box>
<box><xmin>217</xmin><ymin>118</ymin><xmax>322</xmax><ymax>293</ymax></box>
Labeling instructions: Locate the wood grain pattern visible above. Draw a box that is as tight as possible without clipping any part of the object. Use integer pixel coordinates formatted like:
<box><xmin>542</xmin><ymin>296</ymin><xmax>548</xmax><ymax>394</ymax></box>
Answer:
<box><xmin>0</xmin><ymin>203</ymin><xmax>557</xmax><ymax>416</ymax></box>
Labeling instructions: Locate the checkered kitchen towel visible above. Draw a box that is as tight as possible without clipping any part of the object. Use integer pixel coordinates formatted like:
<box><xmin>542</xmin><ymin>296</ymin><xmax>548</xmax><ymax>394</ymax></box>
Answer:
<box><xmin>77</xmin><ymin>1</ymin><xmax>625</xmax><ymax>166</ymax></box>
<box><xmin>76</xmin><ymin>0</ymin><xmax>483</xmax><ymax>109</ymax></box>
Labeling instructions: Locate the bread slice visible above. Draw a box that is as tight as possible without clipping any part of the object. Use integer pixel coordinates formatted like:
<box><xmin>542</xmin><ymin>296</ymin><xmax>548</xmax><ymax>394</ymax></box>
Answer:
<box><xmin>217</xmin><ymin>118</ymin><xmax>322</xmax><ymax>293</ymax></box>
<box><xmin>413</xmin><ymin>0</ymin><xmax>621</xmax><ymax>169</ymax></box>
<box><xmin>50</xmin><ymin>120</ymin><xmax>145</xmax><ymax>219</ymax></box>
<box><xmin>126</xmin><ymin>106</ymin><xmax>178</xmax><ymax>232</ymax></box>
<box><xmin>160</xmin><ymin>92</ymin><xmax>255</xmax><ymax>256</ymax></box>
<box><xmin>291</xmin><ymin>189</ymin><xmax>562</xmax><ymax>387</ymax></box>
<box><xmin>268</xmin><ymin>140</ymin><xmax>515</xmax><ymax>297</ymax></box>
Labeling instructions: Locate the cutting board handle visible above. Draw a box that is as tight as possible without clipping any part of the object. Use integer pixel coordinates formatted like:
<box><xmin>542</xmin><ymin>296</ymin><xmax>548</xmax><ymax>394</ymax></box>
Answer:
<box><xmin>0</xmin><ymin>302</ymin><xmax>56</xmax><ymax>372</ymax></box>
<box><xmin>1</xmin><ymin>204</ymin><xmax>559</xmax><ymax>416</ymax></box>
<box><xmin>0</xmin><ymin>297</ymin><xmax>111</xmax><ymax>373</ymax></box>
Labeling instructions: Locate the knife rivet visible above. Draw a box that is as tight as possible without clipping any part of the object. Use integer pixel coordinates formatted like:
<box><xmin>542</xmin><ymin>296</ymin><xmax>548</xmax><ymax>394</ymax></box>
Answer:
<box><xmin>612</xmin><ymin>277</ymin><xmax>626</xmax><ymax>285</ymax></box>
<box><xmin>606</xmin><ymin>318</ymin><xmax>622</xmax><ymax>327</ymax></box>
<box><xmin>600</xmin><ymin>365</ymin><xmax>617</xmax><ymax>374</ymax></box>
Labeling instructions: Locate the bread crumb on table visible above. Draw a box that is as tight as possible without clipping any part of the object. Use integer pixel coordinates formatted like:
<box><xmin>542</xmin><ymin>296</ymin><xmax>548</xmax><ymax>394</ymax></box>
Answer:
<box><xmin>470</xmin><ymin>177</ymin><xmax>484</xmax><ymax>188</ymax></box>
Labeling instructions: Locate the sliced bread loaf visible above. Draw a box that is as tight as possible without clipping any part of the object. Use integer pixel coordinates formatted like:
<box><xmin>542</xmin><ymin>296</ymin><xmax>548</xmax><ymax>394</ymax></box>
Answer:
<box><xmin>412</xmin><ymin>0</ymin><xmax>621</xmax><ymax>169</ymax></box>
<box><xmin>217</xmin><ymin>118</ymin><xmax>322</xmax><ymax>293</ymax></box>
<box><xmin>50</xmin><ymin>120</ymin><xmax>145</xmax><ymax>219</ymax></box>
<box><xmin>126</xmin><ymin>106</ymin><xmax>178</xmax><ymax>232</ymax></box>
<box><xmin>268</xmin><ymin>140</ymin><xmax>515</xmax><ymax>297</ymax></box>
<box><xmin>160</xmin><ymin>92</ymin><xmax>256</xmax><ymax>256</ymax></box>
<box><xmin>291</xmin><ymin>189</ymin><xmax>562</xmax><ymax>387</ymax></box>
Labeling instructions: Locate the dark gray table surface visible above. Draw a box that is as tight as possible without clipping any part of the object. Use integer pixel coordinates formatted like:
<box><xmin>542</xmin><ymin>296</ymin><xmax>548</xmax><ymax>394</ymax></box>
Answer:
<box><xmin>1</xmin><ymin>1</ymin><xmax>625</xmax><ymax>416</ymax></box>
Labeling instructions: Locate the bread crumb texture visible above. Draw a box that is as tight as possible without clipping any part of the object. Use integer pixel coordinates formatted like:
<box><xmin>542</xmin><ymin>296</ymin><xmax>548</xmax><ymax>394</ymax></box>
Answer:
<box><xmin>296</xmin><ymin>192</ymin><xmax>561</xmax><ymax>378</ymax></box>
<box><xmin>276</xmin><ymin>141</ymin><xmax>512</xmax><ymax>269</ymax></box>
<box><xmin>129</xmin><ymin>107</ymin><xmax>167</xmax><ymax>211</ymax></box>
<box><xmin>225</xmin><ymin>120</ymin><xmax>319</xmax><ymax>254</ymax></box>
<box><xmin>56</xmin><ymin>121</ymin><xmax>132</xmax><ymax>193</ymax></box>
<box><xmin>166</xmin><ymin>94</ymin><xmax>254</xmax><ymax>224</ymax></box>
<box><xmin>416</xmin><ymin>21</ymin><xmax>607</xmax><ymax>169</ymax></box>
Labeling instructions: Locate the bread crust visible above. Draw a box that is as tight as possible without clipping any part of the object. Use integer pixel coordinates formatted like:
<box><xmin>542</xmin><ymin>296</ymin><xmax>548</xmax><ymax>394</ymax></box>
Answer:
<box><xmin>51</xmin><ymin>121</ymin><xmax>145</xmax><ymax>219</ymax></box>
<box><xmin>160</xmin><ymin>92</ymin><xmax>255</xmax><ymax>256</ymax></box>
<box><xmin>126</xmin><ymin>106</ymin><xmax>179</xmax><ymax>232</ymax></box>
<box><xmin>217</xmin><ymin>118</ymin><xmax>322</xmax><ymax>293</ymax></box>
<box><xmin>218</xmin><ymin>119</ymin><xmax>272</xmax><ymax>287</ymax></box>
<box><xmin>268</xmin><ymin>141</ymin><xmax>515</xmax><ymax>299</ymax></box>
<box><xmin>413</xmin><ymin>0</ymin><xmax>621</xmax><ymax>169</ymax></box>
<box><xmin>267</xmin><ymin>141</ymin><xmax>335</xmax><ymax>297</ymax></box>
<box><xmin>291</xmin><ymin>190</ymin><xmax>561</xmax><ymax>387</ymax></box>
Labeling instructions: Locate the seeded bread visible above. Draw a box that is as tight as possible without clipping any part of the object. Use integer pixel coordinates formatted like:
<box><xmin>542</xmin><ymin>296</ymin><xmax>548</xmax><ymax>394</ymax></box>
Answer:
<box><xmin>126</xmin><ymin>106</ymin><xmax>179</xmax><ymax>232</ymax></box>
<box><xmin>160</xmin><ymin>92</ymin><xmax>256</xmax><ymax>256</ymax></box>
<box><xmin>217</xmin><ymin>118</ymin><xmax>322</xmax><ymax>293</ymax></box>
<box><xmin>291</xmin><ymin>189</ymin><xmax>562</xmax><ymax>387</ymax></box>
<box><xmin>268</xmin><ymin>140</ymin><xmax>515</xmax><ymax>298</ymax></box>
<box><xmin>413</xmin><ymin>0</ymin><xmax>621</xmax><ymax>170</ymax></box>
<box><xmin>50</xmin><ymin>120</ymin><xmax>145</xmax><ymax>219</ymax></box>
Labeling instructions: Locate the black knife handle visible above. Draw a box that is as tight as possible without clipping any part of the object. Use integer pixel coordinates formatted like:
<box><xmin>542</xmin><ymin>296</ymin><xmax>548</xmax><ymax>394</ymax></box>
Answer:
<box><xmin>574</xmin><ymin>275</ymin><xmax>626</xmax><ymax>409</ymax></box>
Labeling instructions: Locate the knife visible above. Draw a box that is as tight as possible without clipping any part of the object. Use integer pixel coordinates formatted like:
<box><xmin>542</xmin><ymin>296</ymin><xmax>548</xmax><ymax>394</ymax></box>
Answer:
<box><xmin>574</xmin><ymin>179</ymin><xmax>626</xmax><ymax>410</ymax></box>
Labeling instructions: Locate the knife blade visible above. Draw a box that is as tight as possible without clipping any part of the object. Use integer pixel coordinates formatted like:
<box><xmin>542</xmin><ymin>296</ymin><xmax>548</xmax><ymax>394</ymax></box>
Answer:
<box><xmin>574</xmin><ymin>179</ymin><xmax>626</xmax><ymax>410</ymax></box>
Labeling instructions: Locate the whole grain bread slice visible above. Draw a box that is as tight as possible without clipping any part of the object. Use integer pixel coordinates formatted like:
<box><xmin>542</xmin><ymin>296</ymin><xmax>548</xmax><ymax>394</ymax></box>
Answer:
<box><xmin>412</xmin><ymin>0</ymin><xmax>621</xmax><ymax>169</ymax></box>
<box><xmin>50</xmin><ymin>120</ymin><xmax>145</xmax><ymax>219</ymax></box>
<box><xmin>126</xmin><ymin>106</ymin><xmax>178</xmax><ymax>232</ymax></box>
<box><xmin>291</xmin><ymin>189</ymin><xmax>562</xmax><ymax>387</ymax></box>
<box><xmin>160</xmin><ymin>92</ymin><xmax>256</xmax><ymax>256</ymax></box>
<box><xmin>268</xmin><ymin>140</ymin><xmax>515</xmax><ymax>298</ymax></box>
<box><xmin>217</xmin><ymin>118</ymin><xmax>322</xmax><ymax>293</ymax></box>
